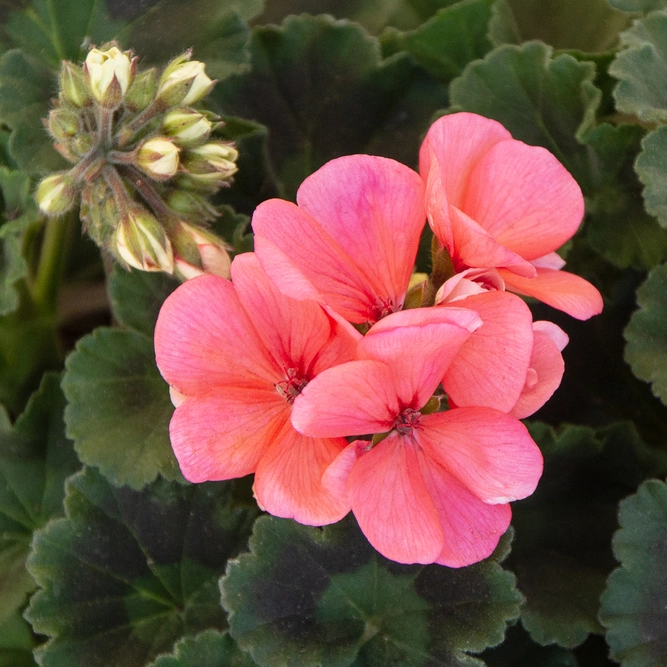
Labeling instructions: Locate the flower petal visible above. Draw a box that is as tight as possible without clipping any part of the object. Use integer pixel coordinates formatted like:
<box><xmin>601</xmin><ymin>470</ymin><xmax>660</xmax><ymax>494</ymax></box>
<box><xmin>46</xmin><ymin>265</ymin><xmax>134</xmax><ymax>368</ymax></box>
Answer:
<box><xmin>155</xmin><ymin>275</ymin><xmax>279</xmax><ymax>395</ymax></box>
<box><xmin>418</xmin><ymin>408</ymin><xmax>543</xmax><ymax>504</ymax></box>
<box><xmin>500</xmin><ymin>267</ymin><xmax>604</xmax><ymax>320</ymax></box>
<box><xmin>291</xmin><ymin>360</ymin><xmax>399</xmax><ymax>438</ymax></box>
<box><xmin>169</xmin><ymin>388</ymin><xmax>287</xmax><ymax>482</ymax></box>
<box><xmin>418</xmin><ymin>452</ymin><xmax>512</xmax><ymax>568</ymax></box>
<box><xmin>442</xmin><ymin>291</ymin><xmax>534</xmax><ymax>412</ymax></box>
<box><xmin>348</xmin><ymin>434</ymin><xmax>444</xmax><ymax>564</ymax></box>
<box><xmin>254</xmin><ymin>419</ymin><xmax>350</xmax><ymax>525</ymax></box>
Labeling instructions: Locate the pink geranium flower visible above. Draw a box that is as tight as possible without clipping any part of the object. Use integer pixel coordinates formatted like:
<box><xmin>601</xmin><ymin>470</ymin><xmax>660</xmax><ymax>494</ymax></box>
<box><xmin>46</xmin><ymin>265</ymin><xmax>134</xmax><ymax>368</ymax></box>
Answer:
<box><xmin>420</xmin><ymin>112</ymin><xmax>603</xmax><ymax>320</ymax></box>
<box><xmin>291</xmin><ymin>308</ymin><xmax>544</xmax><ymax>566</ymax></box>
<box><xmin>154</xmin><ymin>252</ymin><xmax>359</xmax><ymax>525</ymax></box>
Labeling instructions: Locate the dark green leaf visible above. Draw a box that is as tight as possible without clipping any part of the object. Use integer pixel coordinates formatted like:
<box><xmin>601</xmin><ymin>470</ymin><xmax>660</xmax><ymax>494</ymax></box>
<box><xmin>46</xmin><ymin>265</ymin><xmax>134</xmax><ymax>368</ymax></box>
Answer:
<box><xmin>449</xmin><ymin>41</ymin><xmax>601</xmax><ymax>190</ymax></box>
<box><xmin>610</xmin><ymin>9</ymin><xmax>667</xmax><ymax>122</ymax></box>
<box><xmin>508</xmin><ymin>421</ymin><xmax>667</xmax><ymax>648</ymax></box>
<box><xmin>0</xmin><ymin>373</ymin><xmax>79</xmax><ymax>623</ymax></box>
<box><xmin>0</xmin><ymin>608</ymin><xmax>37</xmax><ymax>667</ymax></box>
<box><xmin>62</xmin><ymin>327</ymin><xmax>180</xmax><ymax>489</ymax></box>
<box><xmin>583</xmin><ymin>123</ymin><xmax>667</xmax><ymax>269</ymax></box>
<box><xmin>599</xmin><ymin>479</ymin><xmax>667</xmax><ymax>666</ymax></box>
<box><xmin>380</xmin><ymin>0</ymin><xmax>496</xmax><ymax>82</ymax></box>
<box><xmin>118</xmin><ymin>0</ymin><xmax>261</xmax><ymax>79</ymax></box>
<box><xmin>609</xmin><ymin>0</ymin><xmax>667</xmax><ymax>11</ymax></box>
<box><xmin>148</xmin><ymin>630</ymin><xmax>258</xmax><ymax>667</ymax></box>
<box><xmin>221</xmin><ymin>515</ymin><xmax>522</xmax><ymax>667</ymax></box>
<box><xmin>212</xmin><ymin>15</ymin><xmax>448</xmax><ymax>200</ymax></box>
<box><xmin>209</xmin><ymin>205</ymin><xmax>252</xmax><ymax>256</ymax></box>
<box><xmin>624</xmin><ymin>262</ymin><xmax>667</xmax><ymax>404</ymax></box>
<box><xmin>635</xmin><ymin>125</ymin><xmax>667</xmax><ymax>228</ymax></box>
<box><xmin>25</xmin><ymin>467</ymin><xmax>257</xmax><ymax>667</ymax></box>
<box><xmin>107</xmin><ymin>264</ymin><xmax>179</xmax><ymax>337</ymax></box>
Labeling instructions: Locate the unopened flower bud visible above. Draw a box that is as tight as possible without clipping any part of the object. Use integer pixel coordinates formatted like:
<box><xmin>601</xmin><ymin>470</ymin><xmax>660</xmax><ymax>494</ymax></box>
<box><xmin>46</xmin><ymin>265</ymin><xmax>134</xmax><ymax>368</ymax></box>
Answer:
<box><xmin>115</xmin><ymin>205</ymin><xmax>174</xmax><ymax>273</ymax></box>
<box><xmin>35</xmin><ymin>172</ymin><xmax>78</xmax><ymax>216</ymax></box>
<box><xmin>156</xmin><ymin>54</ymin><xmax>214</xmax><ymax>107</ymax></box>
<box><xmin>165</xmin><ymin>189</ymin><xmax>218</xmax><ymax>221</ymax></box>
<box><xmin>60</xmin><ymin>61</ymin><xmax>91</xmax><ymax>107</ymax></box>
<box><xmin>47</xmin><ymin>108</ymin><xmax>80</xmax><ymax>141</ymax></box>
<box><xmin>84</xmin><ymin>46</ymin><xmax>134</xmax><ymax>107</ymax></box>
<box><xmin>124</xmin><ymin>68</ymin><xmax>157</xmax><ymax>112</ymax></box>
<box><xmin>171</xmin><ymin>221</ymin><xmax>231</xmax><ymax>280</ymax></box>
<box><xmin>180</xmin><ymin>142</ymin><xmax>238</xmax><ymax>189</ymax></box>
<box><xmin>161</xmin><ymin>109</ymin><xmax>212</xmax><ymax>146</ymax></box>
<box><xmin>135</xmin><ymin>137</ymin><xmax>180</xmax><ymax>180</ymax></box>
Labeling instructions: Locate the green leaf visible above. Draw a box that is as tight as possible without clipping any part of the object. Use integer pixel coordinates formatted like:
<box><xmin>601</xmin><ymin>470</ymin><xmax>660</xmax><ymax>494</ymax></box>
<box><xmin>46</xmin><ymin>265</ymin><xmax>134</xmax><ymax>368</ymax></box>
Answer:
<box><xmin>0</xmin><ymin>373</ymin><xmax>79</xmax><ymax>624</ymax></box>
<box><xmin>212</xmin><ymin>15</ymin><xmax>448</xmax><ymax>200</ymax></box>
<box><xmin>610</xmin><ymin>9</ymin><xmax>667</xmax><ymax>122</ymax></box>
<box><xmin>624</xmin><ymin>262</ymin><xmax>667</xmax><ymax>404</ymax></box>
<box><xmin>25</xmin><ymin>467</ymin><xmax>257</xmax><ymax>667</ymax></box>
<box><xmin>599</xmin><ymin>479</ymin><xmax>667</xmax><ymax>666</ymax></box>
<box><xmin>635</xmin><ymin>125</ymin><xmax>667</xmax><ymax>228</ymax></box>
<box><xmin>380</xmin><ymin>0</ymin><xmax>496</xmax><ymax>82</ymax></box>
<box><xmin>449</xmin><ymin>41</ymin><xmax>601</xmax><ymax>190</ymax></box>
<box><xmin>209</xmin><ymin>205</ymin><xmax>252</xmax><ymax>256</ymax></box>
<box><xmin>609</xmin><ymin>0</ymin><xmax>667</xmax><ymax>11</ymax></box>
<box><xmin>62</xmin><ymin>327</ymin><xmax>181</xmax><ymax>489</ymax></box>
<box><xmin>0</xmin><ymin>49</ymin><xmax>65</xmax><ymax>174</ymax></box>
<box><xmin>107</xmin><ymin>265</ymin><xmax>179</xmax><ymax>338</ymax></box>
<box><xmin>3</xmin><ymin>0</ymin><xmax>123</xmax><ymax>66</ymax></box>
<box><xmin>148</xmin><ymin>630</ymin><xmax>258</xmax><ymax>667</ymax></box>
<box><xmin>508</xmin><ymin>421</ymin><xmax>667</xmax><ymax>649</ymax></box>
<box><xmin>583</xmin><ymin>123</ymin><xmax>667</xmax><ymax>269</ymax></box>
<box><xmin>0</xmin><ymin>608</ymin><xmax>37</xmax><ymax>667</ymax></box>
<box><xmin>221</xmin><ymin>515</ymin><xmax>522</xmax><ymax>667</ymax></box>
<box><xmin>118</xmin><ymin>0</ymin><xmax>261</xmax><ymax>80</ymax></box>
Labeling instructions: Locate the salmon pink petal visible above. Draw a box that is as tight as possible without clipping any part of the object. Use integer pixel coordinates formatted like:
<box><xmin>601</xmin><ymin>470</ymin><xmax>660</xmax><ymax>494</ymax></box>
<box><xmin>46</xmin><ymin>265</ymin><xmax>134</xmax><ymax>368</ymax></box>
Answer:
<box><xmin>169</xmin><ymin>388</ymin><xmax>287</xmax><ymax>482</ymax></box>
<box><xmin>423</xmin><ymin>149</ymin><xmax>454</xmax><ymax>252</ymax></box>
<box><xmin>155</xmin><ymin>275</ymin><xmax>279</xmax><ymax>395</ymax></box>
<box><xmin>449</xmin><ymin>206</ymin><xmax>536</xmax><ymax>277</ymax></box>
<box><xmin>360</xmin><ymin>307</ymin><xmax>481</xmax><ymax>408</ymax></box>
<box><xmin>436</xmin><ymin>268</ymin><xmax>505</xmax><ymax>304</ymax></box>
<box><xmin>419</xmin><ymin>112</ymin><xmax>511</xmax><ymax>209</ymax></box>
<box><xmin>442</xmin><ymin>291</ymin><xmax>533</xmax><ymax>412</ymax></box>
<box><xmin>531</xmin><ymin>252</ymin><xmax>566</xmax><ymax>270</ymax></box>
<box><xmin>500</xmin><ymin>268</ymin><xmax>604</xmax><ymax>320</ymax></box>
<box><xmin>533</xmin><ymin>320</ymin><xmax>569</xmax><ymax>351</ymax></box>
<box><xmin>463</xmin><ymin>140</ymin><xmax>584</xmax><ymax>260</ymax></box>
<box><xmin>348</xmin><ymin>434</ymin><xmax>444</xmax><ymax>564</ymax></box>
<box><xmin>321</xmin><ymin>440</ymin><xmax>363</xmax><ymax>498</ymax></box>
<box><xmin>511</xmin><ymin>324</ymin><xmax>566</xmax><ymax>419</ymax></box>
<box><xmin>418</xmin><ymin>408</ymin><xmax>543</xmax><ymax>504</ymax></box>
<box><xmin>418</xmin><ymin>452</ymin><xmax>512</xmax><ymax>568</ymax></box>
<box><xmin>291</xmin><ymin>360</ymin><xmax>399</xmax><ymax>438</ymax></box>
<box><xmin>231</xmin><ymin>254</ymin><xmax>335</xmax><ymax>373</ymax></box>
<box><xmin>254</xmin><ymin>419</ymin><xmax>350</xmax><ymax>525</ymax></box>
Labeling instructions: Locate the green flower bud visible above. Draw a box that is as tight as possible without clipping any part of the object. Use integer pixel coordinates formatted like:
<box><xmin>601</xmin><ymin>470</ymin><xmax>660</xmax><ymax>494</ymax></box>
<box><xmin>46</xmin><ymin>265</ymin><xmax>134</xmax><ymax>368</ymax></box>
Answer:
<box><xmin>81</xmin><ymin>177</ymin><xmax>117</xmax><ymax>244</ymax></box>
<box><xmin>164</xmin><ymin>189</ymin><xmax>218</xmax><ymax>221</ymax></box>
<box><xmin>84</xmin><ymin>46</ymin><xmax>134</xmax><ymax>108</ymax></box>
<box><xmin>156</xmin><ymin>55</ymin><xmax>214</xmax><ymax>107</ymax></box>
<box><xmin>115</xmin><ymin>204</ymin><xmax>174</xmax><ymax>273</ymax></box>
<box><xmin>35</xmin><ymin>172</ymin><xmax>78</xmax><ymax>216</ymax></box>
<box><xmin>180</xmin><ymin>141</ymin><xmax>238</xmax><ymax>189</ymax></box>
<box><xmin>135</xmin><ymin>137</ymin><xmax>180</xmax><ymax>180</ymax></box>
<box><xmin>171</xmin><ymin>221</ymin><xmax>231</xmax><ymax>280</ymax></box>
<box><xmin>124</xmin><ymin>68</ymin><xmax>158</xmax><ymax>112</ymax></box>
<box><xmin>60</xmin><ymin>61</ymin><xmax>91</xmax><ymax>107</ymax></box>
<box><xmin>161</xmin><ymin>109</ymin><xmax>212</xmax><ymax>146</ymax></box>
<box><xmin>47</xmin><ymin>108</ymin><xmax>80</xmax><ymax>141</ymax></box>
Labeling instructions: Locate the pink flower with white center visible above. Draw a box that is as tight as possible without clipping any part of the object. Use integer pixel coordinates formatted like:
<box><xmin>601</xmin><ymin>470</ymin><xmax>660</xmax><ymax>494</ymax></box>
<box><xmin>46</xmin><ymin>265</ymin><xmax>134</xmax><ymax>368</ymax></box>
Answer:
<box><xmin>420</xmin><ymin>112</ymin><xmax>603</xmax><ymax>320</ymax></box>
<box><xmin>291</xmin><ymin>308</ymin><xmax>543</xmax><ymax>566</ymax></box>
<box><xmin>154</xmin><ymin>252</ymin><xmax>359</xmax><ymax>525</ymax></box>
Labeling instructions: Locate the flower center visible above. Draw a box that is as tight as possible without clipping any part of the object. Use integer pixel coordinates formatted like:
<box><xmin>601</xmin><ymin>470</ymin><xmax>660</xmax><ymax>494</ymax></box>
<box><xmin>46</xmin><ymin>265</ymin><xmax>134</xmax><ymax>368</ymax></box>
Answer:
<box><xmin>369</xmin><ymin>297</ymin><xmax>398</xmax><ymax>323</ymax></box>
<box><xmin>392</xmin><ymin>408</ymin><xmax>422</xmax><ymax>435</ymax></box>
<box><xmin>275</xmin><ymin>368</ymin><xmax>308</xmax><ymax>404</ymax></box>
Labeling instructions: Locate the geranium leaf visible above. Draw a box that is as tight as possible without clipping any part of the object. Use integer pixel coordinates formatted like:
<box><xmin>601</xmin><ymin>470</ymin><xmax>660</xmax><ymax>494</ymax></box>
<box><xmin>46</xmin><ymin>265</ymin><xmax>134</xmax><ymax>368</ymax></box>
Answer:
<box><xmin>221</xmin><ymin>515</ymin><xmax>522</xmax><ymax>667</ymax></box>
<box><xmin>117</xmin><ymin>0</ymin><xmax>261</xmax><ymax>80</ymax></box>
<box><xmin>211</xmin><ymin>15</ymin><xmax>448</xmax><ymax>200</ymax></box>
<box><xmin>0</xmin><ymin>373</ymin><xmax>79</xmax><ymax>624</ymax></box>
<box><xmin>449</xmin><ymin>41</ymin><xmax>601</xmax><ymax>190</ymax></box>
<box><xmin>107</xmin><ymin>265</ymin><xmax>179</xmax><ymax>338</ymax></box>
<box><xmin>507</xmin><ymin>421</ymin><xmax>667</xmax><ymax>648</ymax></box>
<box><xmin>25</xmin><ymin>467</ymin><xmax>257</xmax><ymax>667</ymax></box>
<box><xmin>584</xmin><ymin>123</ymin><xmax>667</xmax><ymax>268</ymax></box>
<box><xmin>624</xmin><ymin>263</ymin><xmax>667</xmax><ymax>404</ymax></box>
<box><xmin>62</xmin><ymin>327</ymin><xmax>181</xmax><ymax>489</ymax></box>
<box><xmin>0</xmin><ymin>608</ymin><xmax>37</xmax><ymax>667</ymax></box>
<box><xmin>635</xmin><ymin>125</ymin><xmax>667</xmax><ymax>229</ymax></box>
<box><xmin>380</xmin><ymin>0</ymin><xmax>496</xmax><ymax>82</ymax></box>
<box><xmin>148</xmin><ymin>630</ymin><xmax>258</xmax><ymax>667</ymax></box>
<box><xmin>609</xmin><ymin>0</ymin><xmax>667</xmax><ymax>11</ymax></box>
<box><xmin>610</xmin><ymin>9</ymin><xmax>667</xmax><ymax>123</ymax></box>
<box><xmin>599</xmin><ymin>479</ymin><xmax>667</xmax><ymax>666</ymax></box>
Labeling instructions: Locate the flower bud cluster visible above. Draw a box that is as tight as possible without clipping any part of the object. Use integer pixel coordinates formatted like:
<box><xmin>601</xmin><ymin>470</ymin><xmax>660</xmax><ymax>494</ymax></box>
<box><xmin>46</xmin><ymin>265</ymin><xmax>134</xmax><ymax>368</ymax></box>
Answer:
<box><xmin>35</xmin><ymin>42</ymin><xmax>237</xmax><ymax>280</ymax></box>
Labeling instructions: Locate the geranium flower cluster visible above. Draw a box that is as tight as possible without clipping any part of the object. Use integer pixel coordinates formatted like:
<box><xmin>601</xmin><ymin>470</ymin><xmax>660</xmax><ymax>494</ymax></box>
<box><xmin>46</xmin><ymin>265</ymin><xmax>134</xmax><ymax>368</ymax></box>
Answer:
<box><xmin>155</xmin><ymin>113</ymin><xmax>603</xmax><ymax>567</ymax></box>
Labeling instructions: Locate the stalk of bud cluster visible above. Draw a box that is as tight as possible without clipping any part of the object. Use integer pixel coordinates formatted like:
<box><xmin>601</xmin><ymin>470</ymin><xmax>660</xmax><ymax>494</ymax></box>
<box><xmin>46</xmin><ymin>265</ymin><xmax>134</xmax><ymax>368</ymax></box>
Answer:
<box><xmin>35</xmin><ymin>173</ymin><xmax>78</xmax><ymax>217</ymax></box>
<box><xmin>171</xmin><ymin>221</ymin><xmax>231</xmax><ymax>280</ymax></box>
<box><xmin>115</xmin><ymin>204</ymin><xmax>174</xmax><ymax>273</ymax></box>
<box><xmin>84</xmin><ymin>46</ymin><xmax>134</xmax><ymax>108</ymax></box>
<box><xmin>161</xmin><ymin>109</ymin><xmax>212</xmax><ymax>146</ymax></box>
<box><xmin>135</xmin><ymin>138</ymin><xmax>180</xmax><ymax>180</ymax></box>
<box><xmin>155</xmin><ymin>53</ymin><xmax>214</xmax><ymax>107</ymax></box>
